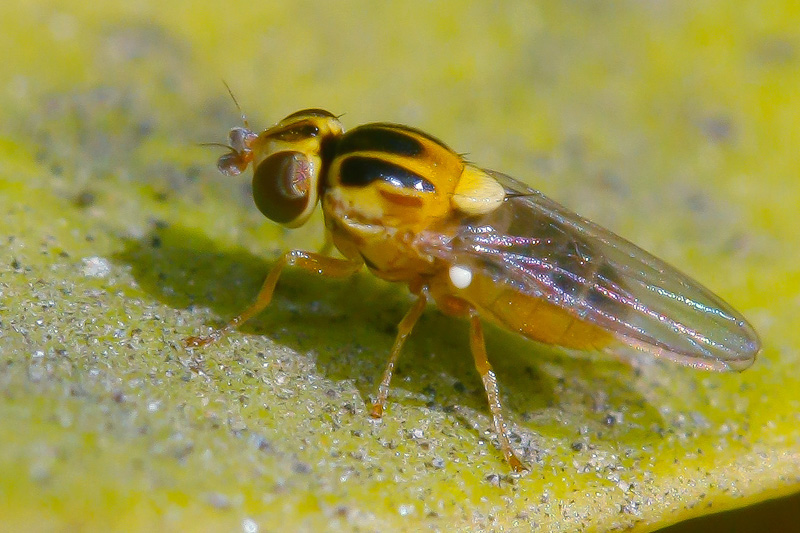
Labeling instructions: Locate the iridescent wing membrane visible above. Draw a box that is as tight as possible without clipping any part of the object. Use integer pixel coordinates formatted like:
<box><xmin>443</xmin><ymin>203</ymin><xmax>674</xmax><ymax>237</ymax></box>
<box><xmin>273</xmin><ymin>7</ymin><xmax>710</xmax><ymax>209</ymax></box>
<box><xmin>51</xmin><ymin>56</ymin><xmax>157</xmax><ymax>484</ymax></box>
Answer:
<box><xmin>430</xmin><ymin>170</ymin><xmax>760</xmax><ymax>371</ymax></box>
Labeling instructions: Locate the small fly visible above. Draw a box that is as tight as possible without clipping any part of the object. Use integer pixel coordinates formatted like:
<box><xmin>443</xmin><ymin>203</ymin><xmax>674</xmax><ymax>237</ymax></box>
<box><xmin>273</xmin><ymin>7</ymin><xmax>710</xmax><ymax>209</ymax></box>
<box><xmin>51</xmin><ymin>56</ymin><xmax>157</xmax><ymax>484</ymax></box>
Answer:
<box><xmin>186</xmin><ymin>105</ymin><xmax>760</xmax><ymax>472</ymax></box>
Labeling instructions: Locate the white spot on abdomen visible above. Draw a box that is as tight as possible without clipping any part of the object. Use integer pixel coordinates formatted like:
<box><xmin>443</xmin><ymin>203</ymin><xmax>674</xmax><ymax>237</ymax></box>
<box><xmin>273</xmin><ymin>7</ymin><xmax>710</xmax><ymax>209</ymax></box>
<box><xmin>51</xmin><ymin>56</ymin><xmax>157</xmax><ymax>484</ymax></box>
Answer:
<box><xmin>448</xmin><ymin>265</ymin><xmax>473</xmax><ymax>289</ymax></box>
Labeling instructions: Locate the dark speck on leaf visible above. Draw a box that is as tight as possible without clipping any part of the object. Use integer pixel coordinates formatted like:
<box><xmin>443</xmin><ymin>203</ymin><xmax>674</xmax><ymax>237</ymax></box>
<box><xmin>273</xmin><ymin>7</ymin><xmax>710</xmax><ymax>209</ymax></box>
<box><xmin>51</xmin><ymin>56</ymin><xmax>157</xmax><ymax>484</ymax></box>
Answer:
<box><xmin>74</xmin><ymin>191</ymin><xmax>96</xmax><ymax>207</ymax></box>
<box><xmin>293</xmin><ymin>462</ymin><xmax>312</xmax><ymax>474</ymax></box>
<box><xmin>485</xmin><ymin>473</ymin><xmax>501</xmax><ymax>487</ymax></box>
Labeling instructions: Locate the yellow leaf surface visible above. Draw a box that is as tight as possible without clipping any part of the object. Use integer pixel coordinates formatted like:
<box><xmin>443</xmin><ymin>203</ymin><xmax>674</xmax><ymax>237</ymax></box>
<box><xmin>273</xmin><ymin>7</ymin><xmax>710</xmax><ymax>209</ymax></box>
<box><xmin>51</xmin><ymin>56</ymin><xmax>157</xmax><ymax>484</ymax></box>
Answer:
<box><xmin>1</xmin><ymin>2</ymin><xmax>797</xmax><ymax>531</ymax></box>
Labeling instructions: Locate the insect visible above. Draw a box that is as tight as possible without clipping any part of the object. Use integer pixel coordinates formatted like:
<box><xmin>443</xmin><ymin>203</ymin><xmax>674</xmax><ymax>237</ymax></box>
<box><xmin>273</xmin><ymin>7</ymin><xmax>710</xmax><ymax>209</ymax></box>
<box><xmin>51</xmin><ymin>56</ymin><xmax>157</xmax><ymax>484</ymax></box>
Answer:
<box><xmin>186</xmin><ymin>104</ymin><xmax>761</xmax><ymax>472</ymax></box>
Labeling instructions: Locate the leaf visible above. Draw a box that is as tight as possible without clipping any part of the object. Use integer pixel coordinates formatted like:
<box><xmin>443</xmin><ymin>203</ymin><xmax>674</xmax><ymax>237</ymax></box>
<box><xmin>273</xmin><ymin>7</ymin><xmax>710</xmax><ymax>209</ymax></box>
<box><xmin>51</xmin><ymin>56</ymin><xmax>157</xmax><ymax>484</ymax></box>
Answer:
<box><xmin>0</xmin><ymin>2</ymin><xmax>797</xmax><ymax>531</ymax></box>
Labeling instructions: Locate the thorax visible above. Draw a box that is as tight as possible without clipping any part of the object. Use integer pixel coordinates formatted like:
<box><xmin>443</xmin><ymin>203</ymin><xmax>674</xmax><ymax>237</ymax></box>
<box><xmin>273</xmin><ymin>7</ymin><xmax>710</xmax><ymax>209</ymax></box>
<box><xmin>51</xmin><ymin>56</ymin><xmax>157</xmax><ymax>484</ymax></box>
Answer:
<box><xmin>320</xmin><ymin>123</ymin><xmax>464</xmax><ymax>282</ymax></box>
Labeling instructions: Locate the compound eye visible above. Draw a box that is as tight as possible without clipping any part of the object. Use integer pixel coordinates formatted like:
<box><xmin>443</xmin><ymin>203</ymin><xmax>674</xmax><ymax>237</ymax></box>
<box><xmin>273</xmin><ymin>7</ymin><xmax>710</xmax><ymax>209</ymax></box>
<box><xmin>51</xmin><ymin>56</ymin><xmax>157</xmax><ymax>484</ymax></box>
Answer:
<box><xmin>251</xmin><ymin>151</ymin><xmax>315</xmax><ymax>225</ymax></box>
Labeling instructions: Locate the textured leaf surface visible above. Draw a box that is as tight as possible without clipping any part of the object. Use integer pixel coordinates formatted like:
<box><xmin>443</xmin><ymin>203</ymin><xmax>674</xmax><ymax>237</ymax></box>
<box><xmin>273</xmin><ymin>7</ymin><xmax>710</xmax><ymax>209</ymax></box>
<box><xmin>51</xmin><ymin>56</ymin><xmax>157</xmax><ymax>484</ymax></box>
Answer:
<box><xmin>1</xmin><ymin>2</ymin><xmax>797</xmax><ymax>531</ymax></box>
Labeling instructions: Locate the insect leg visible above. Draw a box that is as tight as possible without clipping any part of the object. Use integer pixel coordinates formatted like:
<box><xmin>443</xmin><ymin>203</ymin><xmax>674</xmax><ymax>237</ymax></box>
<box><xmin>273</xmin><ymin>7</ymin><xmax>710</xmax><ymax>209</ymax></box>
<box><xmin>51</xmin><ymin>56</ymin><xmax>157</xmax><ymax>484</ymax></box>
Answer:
<box><xmin>370</xmin><ymin>292</ymin><xmax>428</xmax><ymax>418</ymax></box>
<box><xmin>468</xmin><ymin>312</ymin><xmax>527</xmax><ymax>473</ymax></box>
<box><xmin>184</xmin><ymin>250</ymin><xmax>362</xmax><ymax>348</ymax></box>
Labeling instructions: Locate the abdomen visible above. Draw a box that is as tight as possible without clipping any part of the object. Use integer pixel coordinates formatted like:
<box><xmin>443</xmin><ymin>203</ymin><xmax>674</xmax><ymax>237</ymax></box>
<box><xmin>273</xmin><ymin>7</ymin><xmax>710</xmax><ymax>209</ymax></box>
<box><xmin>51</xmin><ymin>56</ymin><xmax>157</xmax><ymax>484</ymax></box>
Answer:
<box><xmin>430</xmin><ymin>268</ymin><xmax>614</xmax><ymax>351</ymax></box>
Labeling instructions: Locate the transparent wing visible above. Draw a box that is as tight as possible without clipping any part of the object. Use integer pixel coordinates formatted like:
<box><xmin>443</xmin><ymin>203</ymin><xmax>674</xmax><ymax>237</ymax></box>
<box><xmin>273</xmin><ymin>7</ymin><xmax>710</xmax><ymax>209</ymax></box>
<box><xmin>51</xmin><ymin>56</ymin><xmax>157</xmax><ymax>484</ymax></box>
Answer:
<box><xmin>425</xmin><ymin>170</ymin><xmax>760</xmax><ymax>371</ymax></box>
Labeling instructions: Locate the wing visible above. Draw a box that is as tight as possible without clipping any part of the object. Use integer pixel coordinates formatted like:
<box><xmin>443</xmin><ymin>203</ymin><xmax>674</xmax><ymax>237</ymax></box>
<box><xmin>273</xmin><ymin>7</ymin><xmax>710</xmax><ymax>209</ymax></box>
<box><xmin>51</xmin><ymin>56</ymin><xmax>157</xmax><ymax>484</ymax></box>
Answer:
<box><xmin>423</xmin><ymin>170</ymin><xmax>760</xmax><ymax>371</ymax></box>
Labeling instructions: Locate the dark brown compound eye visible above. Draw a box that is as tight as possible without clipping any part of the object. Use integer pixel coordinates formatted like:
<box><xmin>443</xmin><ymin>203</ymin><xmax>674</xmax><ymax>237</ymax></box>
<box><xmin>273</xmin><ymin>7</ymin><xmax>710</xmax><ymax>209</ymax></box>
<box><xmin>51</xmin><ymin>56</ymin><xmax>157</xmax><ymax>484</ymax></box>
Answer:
<box><xmin>251</xmin><ymin>151</ymin><xmax>314</xmax><ymax>224</ymax></box>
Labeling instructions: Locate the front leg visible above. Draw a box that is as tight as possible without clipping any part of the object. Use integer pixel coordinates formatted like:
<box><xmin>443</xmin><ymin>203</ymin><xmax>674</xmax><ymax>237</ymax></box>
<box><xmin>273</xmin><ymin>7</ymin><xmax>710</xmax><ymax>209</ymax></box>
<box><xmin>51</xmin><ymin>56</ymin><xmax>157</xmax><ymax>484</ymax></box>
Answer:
<box><xmin>185</xmin><ymin>250</ymin><xmax>363</xmax><ymax>347</ymax></box>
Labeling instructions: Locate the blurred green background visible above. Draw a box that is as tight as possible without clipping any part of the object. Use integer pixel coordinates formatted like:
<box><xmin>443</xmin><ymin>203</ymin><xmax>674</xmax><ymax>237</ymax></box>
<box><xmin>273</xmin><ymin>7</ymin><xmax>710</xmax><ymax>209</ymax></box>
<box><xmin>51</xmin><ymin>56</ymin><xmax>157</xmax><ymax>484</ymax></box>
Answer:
<box><xmin>1</xmin><ymin>1</ymin><xmax>798</xmax><ymax>531</ymax></box>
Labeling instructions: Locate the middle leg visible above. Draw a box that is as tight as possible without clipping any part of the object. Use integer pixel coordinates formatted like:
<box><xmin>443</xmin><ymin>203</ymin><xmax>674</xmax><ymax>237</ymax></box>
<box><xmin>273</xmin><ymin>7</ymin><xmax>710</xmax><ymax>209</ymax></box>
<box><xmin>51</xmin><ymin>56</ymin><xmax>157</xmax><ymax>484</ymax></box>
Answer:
<box><xmin>468</xmin><ymin>311</ymin><xmax>527</xmax><ymax>473</ymax></box>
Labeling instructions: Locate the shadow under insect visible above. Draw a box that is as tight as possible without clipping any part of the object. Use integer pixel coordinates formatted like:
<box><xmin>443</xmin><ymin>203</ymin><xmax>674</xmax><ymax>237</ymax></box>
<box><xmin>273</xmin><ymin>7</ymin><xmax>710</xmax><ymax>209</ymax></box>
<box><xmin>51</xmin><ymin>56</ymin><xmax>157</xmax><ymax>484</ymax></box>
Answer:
<box><xmin>116</xmin><ymin>224</ymin><xmax>666</xmax><ymax>450</ymax></box>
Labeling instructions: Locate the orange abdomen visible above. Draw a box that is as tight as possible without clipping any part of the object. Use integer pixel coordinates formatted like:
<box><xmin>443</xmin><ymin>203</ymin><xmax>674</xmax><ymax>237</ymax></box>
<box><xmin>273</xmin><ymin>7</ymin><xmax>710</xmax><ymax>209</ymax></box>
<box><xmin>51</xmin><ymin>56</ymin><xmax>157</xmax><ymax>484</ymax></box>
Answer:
<box><xmin>432</xmin><ymin>269</ymin><xmax>614</xmax><ymax>351</ymax></box>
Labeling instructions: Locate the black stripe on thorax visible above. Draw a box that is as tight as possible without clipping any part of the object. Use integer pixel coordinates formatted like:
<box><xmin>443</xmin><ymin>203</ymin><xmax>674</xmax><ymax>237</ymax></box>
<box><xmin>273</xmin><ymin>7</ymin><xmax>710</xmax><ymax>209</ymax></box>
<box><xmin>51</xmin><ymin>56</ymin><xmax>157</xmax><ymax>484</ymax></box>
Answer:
<box><xmin>337</xmin><ymin>125</ymin><xmax>425</xmax><ymax>157</ymax></box>
<box><xmin>339</xmin><ymin>156</ymin><xmax>435</xmax><ymax>192</ymax></box>
<box><xmin>379</xmin><ymin>123</ymin><xmax>451</xmax><ymax>152</ymax></box>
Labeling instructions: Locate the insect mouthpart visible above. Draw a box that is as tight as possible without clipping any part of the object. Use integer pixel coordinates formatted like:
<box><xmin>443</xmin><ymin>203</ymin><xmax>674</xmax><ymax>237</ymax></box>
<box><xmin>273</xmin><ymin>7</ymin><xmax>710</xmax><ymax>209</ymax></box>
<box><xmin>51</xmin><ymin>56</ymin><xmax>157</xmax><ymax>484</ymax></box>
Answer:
<box><xmin>214</xmin><ymin>127</ymin><xmax>258</xmax><ymax>177</ymax></box>
<box><xmin>229</xmin><ymin>126</ymin><xmax>258</xmax><ymax>153</ymax></box>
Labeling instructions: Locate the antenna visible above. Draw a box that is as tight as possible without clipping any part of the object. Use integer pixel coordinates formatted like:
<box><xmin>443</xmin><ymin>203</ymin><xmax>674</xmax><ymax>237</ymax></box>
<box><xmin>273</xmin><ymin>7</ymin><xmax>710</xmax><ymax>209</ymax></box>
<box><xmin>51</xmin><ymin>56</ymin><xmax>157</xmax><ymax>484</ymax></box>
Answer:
<box><xmin>222</xmin><ymin>80</ymin><xmax>249</xmax><ymax>129</ymax></box>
